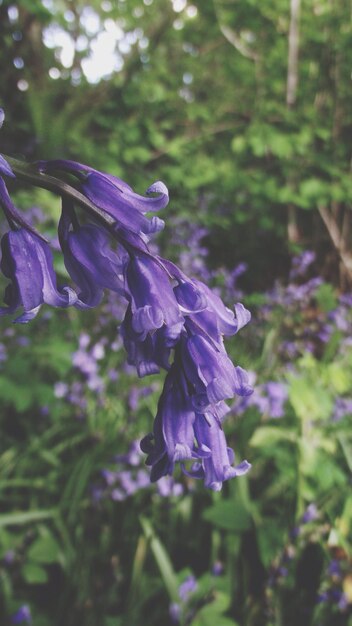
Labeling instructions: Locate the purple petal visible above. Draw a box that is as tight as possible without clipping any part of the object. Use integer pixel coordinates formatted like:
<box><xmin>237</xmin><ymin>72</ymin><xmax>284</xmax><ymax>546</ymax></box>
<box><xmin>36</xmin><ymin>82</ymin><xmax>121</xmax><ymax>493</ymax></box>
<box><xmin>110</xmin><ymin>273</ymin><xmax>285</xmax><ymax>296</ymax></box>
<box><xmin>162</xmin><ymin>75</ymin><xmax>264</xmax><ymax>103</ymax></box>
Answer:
<box><xmin>233</xmin><ymin>302</ymin><xmax>251</xmax><ymax>332</ymax></box>
<box><xmin>82</xmin><ymin>172</ymin><xmax>166</xmax><ymax>234</ymax></box>
<box><xmin>142</xmin><ymin>368</ymin><xmax>198</xmax><ymax>480</ymax></box>
<box><xmin>13</xmin><ymin>305</ymin><xmax>41</xmax><ymax>324</ymax></box>
<box><xmin>120</xmin><ymin>305</ymin><xmax>172</xmax><ymax>377</ymax></box>
<box><xmin>0</xmin><ymin>229</ymin><xmax>76</xmax><ymax>319</ymax></box>
<box><xmin>37</xmin><ymin>160</ymin><xmax>168</xmax><ymax>234</ymax></box>
<box><xmin>174</xmin><ymin>280</ymin><xmax>207</xmax><ymax>313</ymax></box>
<box><xmin>233</xmin><ymin>366</ymin><xmax>254</xmax><ymax>397</ymax></box>
<box><xmin>59</xmin><ymin>204</ymin><xmax>126</xmax><ymax>307</ymax></box>
<box><xmin>125</xmin><ymin>254</ymin><xmax>184</xmax><ymax>340</ymax></box>
<box><xmin>1</xmin><ymin>230</ymin><xmax>45</xmax><ymax>311</ymax></box>
<box><xmin>193</xmin><ymin>412</ymin><xmax>251</xmax><ymax>490</ymax></box>
<box><xmin>193</xmin><ymin>279</ymin><xmax>241</xmax><ymax>335</ymax></box>
<box><xmin>182</xmin><ymin>334</ymin><xmax>253</xmax><ymax>406</ymax></box>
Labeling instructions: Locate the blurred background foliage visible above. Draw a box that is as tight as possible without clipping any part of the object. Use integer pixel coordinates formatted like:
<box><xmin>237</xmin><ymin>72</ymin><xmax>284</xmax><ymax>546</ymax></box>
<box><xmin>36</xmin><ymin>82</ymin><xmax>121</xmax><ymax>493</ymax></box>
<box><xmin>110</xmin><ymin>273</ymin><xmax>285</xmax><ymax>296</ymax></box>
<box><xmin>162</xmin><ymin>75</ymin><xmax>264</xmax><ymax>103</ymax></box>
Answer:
<box><xmin>0</xmin><ymin>0</ymin><xmax>352</xmax><ymax>625</ymax></box>
<box><xmin>1</xmin><ymin>0</ymin><xmax>352</xmax><ymax>289</ymax></box>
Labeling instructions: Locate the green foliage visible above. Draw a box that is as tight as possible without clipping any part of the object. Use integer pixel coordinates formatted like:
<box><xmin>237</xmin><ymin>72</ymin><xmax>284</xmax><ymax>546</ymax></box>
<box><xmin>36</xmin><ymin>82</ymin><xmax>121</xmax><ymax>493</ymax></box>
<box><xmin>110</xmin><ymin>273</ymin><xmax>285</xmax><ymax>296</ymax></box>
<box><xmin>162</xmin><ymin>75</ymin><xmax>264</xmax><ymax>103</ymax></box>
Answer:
<box><xmin>203</xmin><ymin>491</ymin><xmax>252</xmax><ymax>532</ymax></box>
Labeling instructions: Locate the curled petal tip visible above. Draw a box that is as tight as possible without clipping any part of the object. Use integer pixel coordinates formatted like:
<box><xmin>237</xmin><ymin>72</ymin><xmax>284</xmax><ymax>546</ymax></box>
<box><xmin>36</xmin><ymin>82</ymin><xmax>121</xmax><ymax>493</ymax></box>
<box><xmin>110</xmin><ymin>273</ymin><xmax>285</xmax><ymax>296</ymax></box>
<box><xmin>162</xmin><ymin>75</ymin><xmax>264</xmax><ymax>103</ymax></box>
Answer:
<box><xmin>13</xmin><ymin>306</ymin><xmax>41</xmax><ymax>324</ymax></box>
<box><xmin>209</xmin><ymin>481</ymin><xmax>223</xmax><ymax>492</ymax></box>
<box><xmin>234</xmin><ymin>302</ymin><xmax>251</xmax><ymax>331</ymax></box>
<box><xmin>234</xmin><ymin>460</ymin><xmax>252</xmax><ymax>475</ymax></box>
<box><xmin>146</xmin><ymin>180</ymin><xmax>169</xmax><ymax>197</ymax></box>
<box><xmin>234</xmin><ymin>366</ymin><xmax>254</xmax><ymax>397</ymax></box>
<box><xmin>62</xmin><ymin>286</ymin><xmax>79</xmax><ymax>306</ymax></box>
<box><xmin>149</xmin><ymin>216</ymin><xmax>165</xmax><ymax>233</ymax></box>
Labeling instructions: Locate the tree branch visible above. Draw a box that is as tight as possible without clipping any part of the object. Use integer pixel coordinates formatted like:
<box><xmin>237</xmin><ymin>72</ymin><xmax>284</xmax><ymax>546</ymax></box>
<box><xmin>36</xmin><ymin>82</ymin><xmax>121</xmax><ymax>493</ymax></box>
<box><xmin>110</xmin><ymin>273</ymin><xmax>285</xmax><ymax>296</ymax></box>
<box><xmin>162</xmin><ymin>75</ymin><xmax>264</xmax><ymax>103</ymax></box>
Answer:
<box><xmin>287</xmin><ymin>0</ymin><xmax>301</xmax><ymax>107</ymax></box>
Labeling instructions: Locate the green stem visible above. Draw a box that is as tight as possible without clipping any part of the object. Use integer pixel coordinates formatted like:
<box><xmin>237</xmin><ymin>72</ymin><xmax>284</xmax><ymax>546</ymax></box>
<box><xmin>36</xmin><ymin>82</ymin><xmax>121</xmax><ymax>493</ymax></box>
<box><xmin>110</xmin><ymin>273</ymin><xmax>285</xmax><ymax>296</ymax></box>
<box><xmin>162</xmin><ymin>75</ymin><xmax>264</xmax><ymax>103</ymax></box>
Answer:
<box><xmin>1</xmin><ymin>153</ymin><xmax>116</xmax><ymax>230</ymax></box>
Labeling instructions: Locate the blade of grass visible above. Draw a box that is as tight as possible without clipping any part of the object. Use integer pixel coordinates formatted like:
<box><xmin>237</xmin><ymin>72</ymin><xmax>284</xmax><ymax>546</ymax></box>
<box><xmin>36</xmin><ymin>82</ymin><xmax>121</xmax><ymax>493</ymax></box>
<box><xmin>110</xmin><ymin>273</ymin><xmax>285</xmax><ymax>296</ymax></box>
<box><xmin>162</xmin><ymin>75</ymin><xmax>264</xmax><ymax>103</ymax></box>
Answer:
<box><xmin>140</xmin><ymin>516</ymin><xmax>179</xmax><ymax>603</ymax></box>
<box><xmin>0</xmin><ymin>509</ymin><xmax>57</xmax><ymax>527</ymax></box>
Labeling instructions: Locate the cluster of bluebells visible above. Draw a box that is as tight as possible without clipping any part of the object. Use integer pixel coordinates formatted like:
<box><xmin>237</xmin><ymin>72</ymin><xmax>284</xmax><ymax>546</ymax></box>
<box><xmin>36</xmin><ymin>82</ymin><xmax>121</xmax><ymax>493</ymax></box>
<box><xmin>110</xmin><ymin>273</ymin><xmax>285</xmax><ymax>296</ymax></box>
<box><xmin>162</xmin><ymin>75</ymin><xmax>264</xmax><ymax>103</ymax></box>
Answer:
<box><xmin>0</xmin><ymin>112</ymin><xmax>253</xmax><ymax>490</ymax></box>
<box><xmin>54</xmin><ymin>332</ymin><xmax>108</xmax><ymax>416</ymax></box>
<box><xmin>235</xmin><ymin>373</ymin><xmax>288</xmax><ymax>419</ymax></box>
<box><xmin>92</xmin><ymin>440</ymin><xmax>184</xmax><ymax>502</ymax></box>
<box><xmin>266</xmin><ymin>503</ymin><xmax>352</xmax><ymax>618</ymax></box>
<box><xmin>169</xmin><ymin>574</ymin><xmax>198</xmax><ymax>624</ymax></box>
<box><xmin>267</xmin><ymin>503</ymin><xmax>320</xmax><ymax>591</ymax></box>
<box><xmin>169</xmin><ymin>564</ymin><xmax>225</xmax><ymax>624</ymax></box>
<box><xmin>258</xmin><ymin>250</ymin><xmax>352</xmax><ymax>361</ymax></box>
<box><xmin>240</xmin><ymin>249</ymin><xmax>352</xmax><ymax>422</ymax></box>
<box><xmin>317</xmin><ymin>557</ymin><xmax>352</xmax><ymax>614</ymax></box>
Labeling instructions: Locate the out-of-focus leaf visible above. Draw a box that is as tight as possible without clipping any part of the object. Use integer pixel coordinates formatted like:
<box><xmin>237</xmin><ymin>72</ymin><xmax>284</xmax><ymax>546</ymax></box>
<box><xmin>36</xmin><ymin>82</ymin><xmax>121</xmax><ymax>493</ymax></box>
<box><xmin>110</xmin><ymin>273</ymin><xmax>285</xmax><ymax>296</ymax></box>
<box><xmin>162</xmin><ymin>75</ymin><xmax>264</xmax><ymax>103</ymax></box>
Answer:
<box><xmin>249</xmin><ymin>426</ymin><xmax>297</xmax><ymax>448</ymax></box>
<box><xmin>27</xmin><ymin>533</ymin><xmax>61</xmax><ymax>564</ymax></box>
<box><xmin>289</xmin><ymin>377</ymin><xmax>333</xmax><ymax>422</ymax></box>
<box><xmin>256</xmin><ymin>521</ymin><xmax>286</xmax><ymax>568</ymax></box>
<box><xmin>21</xmin><ymin>563</ymin><xmax>48</xmax><ymax>584</ymax></box>
<box><xmin>202</xmin><ymin>499</ymin><xmax>251</xmax><ymax>532</ymax></box>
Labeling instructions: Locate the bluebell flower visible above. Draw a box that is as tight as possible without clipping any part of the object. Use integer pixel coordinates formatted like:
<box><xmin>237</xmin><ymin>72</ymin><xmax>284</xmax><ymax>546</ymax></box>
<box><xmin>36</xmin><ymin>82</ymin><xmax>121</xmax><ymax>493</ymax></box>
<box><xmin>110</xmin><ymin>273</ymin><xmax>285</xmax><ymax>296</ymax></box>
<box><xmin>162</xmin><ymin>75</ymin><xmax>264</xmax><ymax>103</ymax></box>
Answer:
<box><xmin>264</xmin><ymin>381</ymin><xmax>288</xmax><ymax>418</ymax></box>
<box><xmin>212</xmin><ymin>561</ymin><xmax>224</xmax><ymax>576</ymax></box>
<box><xmin>157</xmin><ymin>475</ymin><xmax>184</xmax><ymax>497</ymax></box>
<box><xmin>289</xmin><ymin>250</ymin><xmax>315</xmax><ymax>280</ymax></box>
<box><xmin>169</xmin><ymin>602</ymin><xmax>182</xmax><ymax>624</ymax></box>
<box><xmin>0</xmin><ymin>229</ymin><xmax>77</xmax><ymax>322</ymax></box>
<box><xmin>81</xmin><ymin>174</ymin><xmax>166</xmax><ymax>235</ymax></box>
<box><xmin>38</xmin><ymin>159</ymin><xmax>168</xmax><ymax>236</ymax></box>
<box><xmin>237</xmin><ymin>378</ymin><xmax>288</xmax><ymax>418</ymax></box>
<box><xmin>328</xmin><ymin>559</ymin><xmax>342</xmax><ymax>579</ymax></box>
<box><xmin>3</xmin><ymin>549</ymin><xmax>15</xmax><ymax>565</ymax></box>
<box><xmin>58</xmin><ymin>199</ymin><xmax>126</xmax><ymax>307</ymax></box>
<box><xmin>169</xmin><ymin>573</ymin><xmax>198</xmax><ymax>623</ymax></box>
<box><xmin>190</xmin><ymin>279</ymin><xmax>251</xmax><ymax>339</ymax></box>
<box><xmin>120</xmin><ymin>304</ymin><xmax>173</xmax><ymax>377</ymax></box>
<box><xmin>140</xmin><ymin>367</ymin><xmax>202</xmax><ymax>481</ymax></box>
<box><xmin>301</xmin><ymin>503</ymin><xmax>319</xmax><ymax>523</ymax></box>
<box><xmin>331</xmin><ymin>397</ymin><xmax>352</xmax><ymax>422</ymax></box>
<box><xmin>188</xmin><ymin>410</ymin><xmax>251</xmax><ymax>491</ymax></box>
<box><xmin>181</xmin><ymin>333</ymin><xmax>253</xmax><ymax>410</ymax></box>
<box><xmin>11</xmin><ymin>605</ymin><xmax>31</xmax><ymax>625</ymax></box>
<box><xmin>179</xmin><ymin>574</ymin><xmax>198</xmax><ymax>601</ymax></box>
<box><xmin>161</xmin><ymin>261</ymin><xmax>251</xmax><ymax>340</ymax></box>
<box><xmin>123</xmin><ymin>253</ymin><xmax>184</xmax><ymax>341</ymax></box>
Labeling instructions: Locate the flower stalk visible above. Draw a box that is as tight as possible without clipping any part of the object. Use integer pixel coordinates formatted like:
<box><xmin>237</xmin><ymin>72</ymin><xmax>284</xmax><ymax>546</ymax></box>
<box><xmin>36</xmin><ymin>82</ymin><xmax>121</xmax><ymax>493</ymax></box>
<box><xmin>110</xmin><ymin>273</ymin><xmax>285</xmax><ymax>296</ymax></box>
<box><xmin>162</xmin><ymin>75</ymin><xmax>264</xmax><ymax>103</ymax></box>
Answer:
<box><xmin>1</xmin><ymin>153</ymin><xmax>117</xmax><ymax>230</ymax></box>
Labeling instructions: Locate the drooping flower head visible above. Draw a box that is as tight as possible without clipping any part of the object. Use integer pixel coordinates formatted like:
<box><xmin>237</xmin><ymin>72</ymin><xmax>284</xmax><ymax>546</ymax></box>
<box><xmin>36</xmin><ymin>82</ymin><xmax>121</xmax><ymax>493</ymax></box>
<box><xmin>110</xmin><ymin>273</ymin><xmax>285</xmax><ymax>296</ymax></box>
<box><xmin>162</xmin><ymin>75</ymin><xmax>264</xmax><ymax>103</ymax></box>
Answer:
<box><xmin>0</xmin><ymin>145</ymin><xmax>254</xmax><ymax>490</ymax></box>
